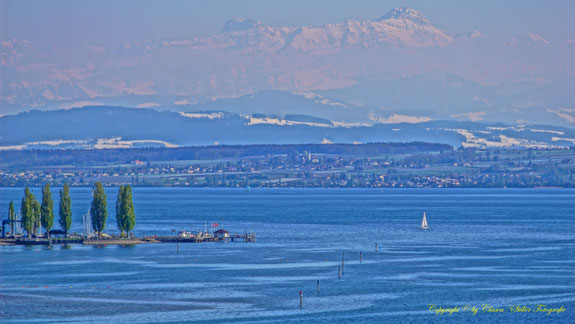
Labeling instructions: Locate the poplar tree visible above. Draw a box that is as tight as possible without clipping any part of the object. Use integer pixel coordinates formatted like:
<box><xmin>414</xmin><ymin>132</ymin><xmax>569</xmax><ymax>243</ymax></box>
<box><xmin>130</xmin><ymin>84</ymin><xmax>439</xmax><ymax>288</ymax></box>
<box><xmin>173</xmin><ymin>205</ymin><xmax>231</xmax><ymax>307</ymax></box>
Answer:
<box><xmin>8</xmin><ymin>201</ymin><xmax>15</xmax><ymax>235</ymax></box>
<box><xmin>21</xmin><ymin>188</ymin><xmax>35</xmax><ymax>238</ymax></box>
<box><xmin>41</xmin><ymin>183</ymin><xmax>54</xmax><ymax>238</ymax></box>
<box><xmin>122</xmin><ymin>185</ymin><xmax>136</xmax><ymax>237</ymax></box>
<box><xmin>59</xmin><ymin>183</ymin><xmax>72</xmax><ymax>236</ymax></box>
<box><xmin>33</xmin><ymin>199</ymin><xmax>41</xmax><ymax>236</ymax></box>
<box><xmin>90</xmin><ymin>182</ymin><xmax>107</xmax><ymax>237</ymax></box>
<box><xmin>116</xmin><ymin>185</ymin><xmax>125</xmax><ymax>237</ymax></box>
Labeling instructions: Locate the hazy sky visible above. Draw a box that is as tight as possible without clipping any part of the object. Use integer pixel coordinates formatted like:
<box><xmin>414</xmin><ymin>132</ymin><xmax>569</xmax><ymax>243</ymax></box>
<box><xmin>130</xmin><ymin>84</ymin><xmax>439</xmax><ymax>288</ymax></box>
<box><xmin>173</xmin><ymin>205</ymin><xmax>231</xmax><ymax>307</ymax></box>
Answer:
<box><xmin>3</xmin><ymin>0</ymin><xmax>574</xmax><ymax>46</ymax></box>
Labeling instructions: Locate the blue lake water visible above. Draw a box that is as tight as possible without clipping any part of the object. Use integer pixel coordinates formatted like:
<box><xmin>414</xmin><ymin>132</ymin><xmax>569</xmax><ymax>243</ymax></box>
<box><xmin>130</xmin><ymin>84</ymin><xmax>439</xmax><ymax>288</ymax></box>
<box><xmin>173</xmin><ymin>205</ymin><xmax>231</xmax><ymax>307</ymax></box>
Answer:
<box><xmin>1</xmin><ymin>188</ymin><xmax>574</xmax><ymax>323</ymax></box>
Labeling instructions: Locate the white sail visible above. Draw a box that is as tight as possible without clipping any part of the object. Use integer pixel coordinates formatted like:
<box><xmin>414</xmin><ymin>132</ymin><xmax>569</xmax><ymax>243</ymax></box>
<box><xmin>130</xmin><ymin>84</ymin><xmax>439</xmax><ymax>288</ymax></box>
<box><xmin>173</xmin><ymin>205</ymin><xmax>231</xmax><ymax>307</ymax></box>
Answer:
<box><xmin>420</xmin><ymin>212</ymin><xmax>429</xmax><ymax>228</ymax></box>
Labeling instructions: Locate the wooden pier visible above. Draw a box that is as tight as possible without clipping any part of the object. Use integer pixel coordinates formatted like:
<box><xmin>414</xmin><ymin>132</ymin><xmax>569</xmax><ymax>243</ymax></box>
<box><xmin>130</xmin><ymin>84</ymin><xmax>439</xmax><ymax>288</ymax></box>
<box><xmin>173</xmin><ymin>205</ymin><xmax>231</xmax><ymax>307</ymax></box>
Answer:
<box><xmin>82</xmin><ymin>238</ymin><xmax>144</xmax><ymax>245</ymax></box>
<box><xmin>149</xmin><ymin>232</ymin><xmax>255</xmax><ymax>243</ymax></box>
<box><xmin>0</xmin><ymin>231</ymin><xmax>255</xmax><ymax>246</ymax></box>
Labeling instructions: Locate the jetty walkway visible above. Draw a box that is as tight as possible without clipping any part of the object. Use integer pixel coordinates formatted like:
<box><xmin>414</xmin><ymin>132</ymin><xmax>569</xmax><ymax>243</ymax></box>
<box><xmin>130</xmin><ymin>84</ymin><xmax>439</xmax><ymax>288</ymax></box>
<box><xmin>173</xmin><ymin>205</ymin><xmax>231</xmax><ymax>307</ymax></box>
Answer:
<box><xmin>0</xmin><ymin>232</ymin><xmax>255</xmax><ymax>246</ymax></box>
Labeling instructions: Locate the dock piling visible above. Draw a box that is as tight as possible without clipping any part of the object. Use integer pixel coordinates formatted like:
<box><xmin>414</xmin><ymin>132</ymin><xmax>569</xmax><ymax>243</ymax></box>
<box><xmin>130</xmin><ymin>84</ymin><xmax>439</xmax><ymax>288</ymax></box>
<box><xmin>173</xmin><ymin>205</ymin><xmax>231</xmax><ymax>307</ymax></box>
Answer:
<box><xmin>375</xmin><ymin>242</ymin><xmax>378</xmax><ymax>253</ymax></box>
<box><xmin>338</xmin><ymin>266</ymin><xmax>341</xmax><ymax>279</ymax></box>
<box><xmin>299</xmin><ymin>290</ymin><xmax>303</xmax><ymax>307</ymax></box>
<box><xmin>360</xmin><ymin>252</ymin><xmax>363</xmax><ymax>263</ymax></box>
<box><xmin>316</xmin><ymin>280</ymin><xmax>319</xmax><ymax>293</ymax></box>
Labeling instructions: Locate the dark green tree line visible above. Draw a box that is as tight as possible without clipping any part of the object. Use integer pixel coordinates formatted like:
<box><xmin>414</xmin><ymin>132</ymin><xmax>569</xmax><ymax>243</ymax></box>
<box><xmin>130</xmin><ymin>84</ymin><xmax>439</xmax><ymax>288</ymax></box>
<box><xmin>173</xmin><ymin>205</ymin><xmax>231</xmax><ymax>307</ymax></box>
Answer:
<box><xmin>14</xmin><ymin>183</ymin><xmax>138</xmax><ymax>239</ymax></box>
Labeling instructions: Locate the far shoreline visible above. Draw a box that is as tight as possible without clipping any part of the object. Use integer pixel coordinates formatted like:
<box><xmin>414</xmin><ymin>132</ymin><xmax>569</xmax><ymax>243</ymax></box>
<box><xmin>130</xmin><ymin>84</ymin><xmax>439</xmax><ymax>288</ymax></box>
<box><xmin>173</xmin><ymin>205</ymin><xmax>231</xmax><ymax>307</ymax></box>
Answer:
<box><xmin>0</xmin><ymin>186</ymin><xmax>573</xmax><ymax>190</ymax></box>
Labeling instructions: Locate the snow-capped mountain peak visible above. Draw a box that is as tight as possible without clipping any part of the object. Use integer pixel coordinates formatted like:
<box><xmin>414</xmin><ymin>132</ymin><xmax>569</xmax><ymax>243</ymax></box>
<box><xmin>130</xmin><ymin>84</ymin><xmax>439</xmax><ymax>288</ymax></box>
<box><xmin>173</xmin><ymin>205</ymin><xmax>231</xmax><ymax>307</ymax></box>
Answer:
<box><xmin>377</xmin><ymin>7</ymin><xmax>430</xmax><ymax>25</ymax></box>
<box><xmin>3</xmin><ymin>7</ymin><xmax>570</xmax><ymax>118</ymax></box>
<box><xmin>456</xmin><ymin>31</ymin><xmax>485</xmax><ymax>40</ymax></box>
<box><xmin>221</xmin><ymin>18</ymin><xmax>264</xmax><ymax>33</ymax></box>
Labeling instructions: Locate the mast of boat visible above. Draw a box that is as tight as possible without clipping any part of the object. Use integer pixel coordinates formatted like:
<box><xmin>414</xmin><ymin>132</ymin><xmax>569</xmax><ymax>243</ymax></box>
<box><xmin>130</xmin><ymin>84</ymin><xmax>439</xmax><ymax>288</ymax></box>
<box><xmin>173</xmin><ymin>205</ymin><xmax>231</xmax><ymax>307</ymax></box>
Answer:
<box><xmin>83</xmin><ymin>209</ymin><xmax>92</xmax><ymax>236</ymax></box>
<box><xmin>16</xmin><ymin>211</ymin><xmax>22</xmax><ymax>235</ymax></box>
<box><xmin>420</xmin><ymin>211</ymin><xmax>429</xmax><ymax>229</ymax></box>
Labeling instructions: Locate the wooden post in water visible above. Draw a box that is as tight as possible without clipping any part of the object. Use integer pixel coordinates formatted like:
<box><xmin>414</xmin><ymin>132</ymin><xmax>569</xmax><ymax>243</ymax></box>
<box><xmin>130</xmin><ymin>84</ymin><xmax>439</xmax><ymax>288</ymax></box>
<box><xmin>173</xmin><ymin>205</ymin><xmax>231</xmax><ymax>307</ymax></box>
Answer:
<box><xmin>316</xmin><ymin>280</ymin><xmax>319</xmax><ymax>293</ymax></box>
<box><xmin>360</xmin><ymin>252</ymin><xmax>363</xmax><ymax>263</ymax></box>
<box><xmin>338</xmin><ymin>266</ymin><xmax>341</xmax><ymax>279</ymax></box>
<box><xmin>299</xmin><ymin>290</ymin><xmax>303</xmax><ymax>307</ymax></box>
<box><xmin>375</xmin><ymin>242</ymin><xmax>378</xmax><ymax>253</ymax></box>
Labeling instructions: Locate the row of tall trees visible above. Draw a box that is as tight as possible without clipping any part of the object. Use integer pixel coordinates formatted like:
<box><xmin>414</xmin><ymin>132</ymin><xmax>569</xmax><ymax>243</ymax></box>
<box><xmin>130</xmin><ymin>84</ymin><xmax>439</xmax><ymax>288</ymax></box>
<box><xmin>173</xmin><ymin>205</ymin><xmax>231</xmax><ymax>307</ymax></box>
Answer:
<box><xmin>89</xmin><ymin>182</ymin><xmax>136</xmax><ymax>237</ymax></box>
<box><xmin>17</xmin><ymin>184</ymin><xmax>72</xmax><ymax>238</ymax></box>
<box><xmin>8</xmin><ymin>182</ymin><xmax>134</xmax><ymax>238</ymax></box>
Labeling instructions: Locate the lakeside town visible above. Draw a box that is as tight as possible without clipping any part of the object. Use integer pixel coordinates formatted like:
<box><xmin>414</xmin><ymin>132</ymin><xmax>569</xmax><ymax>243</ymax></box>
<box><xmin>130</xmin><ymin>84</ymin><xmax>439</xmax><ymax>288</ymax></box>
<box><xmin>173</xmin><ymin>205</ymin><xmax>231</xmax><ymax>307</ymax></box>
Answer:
<box><xmin>1</xmin><ymin>144</ymin><xmax>574</xmax><ymax>188</ymax></box>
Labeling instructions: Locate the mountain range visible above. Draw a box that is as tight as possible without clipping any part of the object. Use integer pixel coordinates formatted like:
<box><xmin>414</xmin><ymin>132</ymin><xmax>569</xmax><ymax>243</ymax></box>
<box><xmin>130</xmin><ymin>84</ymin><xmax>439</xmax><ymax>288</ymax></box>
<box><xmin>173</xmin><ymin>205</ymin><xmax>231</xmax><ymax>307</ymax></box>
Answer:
<box><xmin>2</xmin><ymin>7</ymin><xmax>574</xmax><ymax>127</ymax></box>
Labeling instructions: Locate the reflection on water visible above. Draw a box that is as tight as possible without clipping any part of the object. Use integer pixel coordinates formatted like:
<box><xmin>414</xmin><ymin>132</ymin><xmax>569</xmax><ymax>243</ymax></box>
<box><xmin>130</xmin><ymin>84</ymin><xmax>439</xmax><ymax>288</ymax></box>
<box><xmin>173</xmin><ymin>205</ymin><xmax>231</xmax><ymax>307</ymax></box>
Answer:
<box><xmin>1</xmin><ymin>188</ymin><xmax>574</xmax><ymax>323</ymax></box>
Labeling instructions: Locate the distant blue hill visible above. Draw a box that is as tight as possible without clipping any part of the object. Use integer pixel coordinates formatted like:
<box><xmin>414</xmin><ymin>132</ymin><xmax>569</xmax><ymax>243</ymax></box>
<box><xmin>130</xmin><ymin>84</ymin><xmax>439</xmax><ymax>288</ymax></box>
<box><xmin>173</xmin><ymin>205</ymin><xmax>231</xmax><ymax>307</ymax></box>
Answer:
<box><xmin>0</xmin><ymin>106</ymin><xmax>574</xmax><ymax>149</ymax></box>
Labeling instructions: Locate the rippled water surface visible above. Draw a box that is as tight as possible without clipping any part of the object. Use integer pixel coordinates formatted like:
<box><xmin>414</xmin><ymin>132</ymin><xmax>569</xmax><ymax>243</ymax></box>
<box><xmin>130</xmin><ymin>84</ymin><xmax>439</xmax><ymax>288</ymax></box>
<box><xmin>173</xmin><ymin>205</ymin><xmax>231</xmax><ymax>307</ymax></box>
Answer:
<box><xmin>1</xmin><ymin>188</ymin><xmax>574</xmax><ymax>323</ymax></box>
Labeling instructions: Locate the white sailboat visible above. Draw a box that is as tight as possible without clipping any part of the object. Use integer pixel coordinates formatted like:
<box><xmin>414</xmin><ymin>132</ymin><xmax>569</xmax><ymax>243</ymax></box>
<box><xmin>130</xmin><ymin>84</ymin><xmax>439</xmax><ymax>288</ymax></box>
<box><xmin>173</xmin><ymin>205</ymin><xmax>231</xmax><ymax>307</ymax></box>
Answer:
<box><xmin>420</xmin><ymin>212</ymin><xmax>429</xmax><ymax>229</ymax></box>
